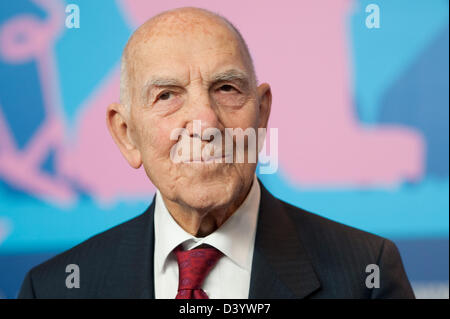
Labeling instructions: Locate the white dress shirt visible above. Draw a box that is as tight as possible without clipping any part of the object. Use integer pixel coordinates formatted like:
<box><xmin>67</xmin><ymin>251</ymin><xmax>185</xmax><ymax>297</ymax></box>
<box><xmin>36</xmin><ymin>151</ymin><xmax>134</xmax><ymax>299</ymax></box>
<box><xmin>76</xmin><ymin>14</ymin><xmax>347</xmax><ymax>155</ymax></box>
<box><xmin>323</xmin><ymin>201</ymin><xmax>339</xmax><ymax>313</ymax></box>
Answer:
<box><xmin>154</xmin><ymin>175</ymin><xmax>261</xmax><ymax>299</ymax></box>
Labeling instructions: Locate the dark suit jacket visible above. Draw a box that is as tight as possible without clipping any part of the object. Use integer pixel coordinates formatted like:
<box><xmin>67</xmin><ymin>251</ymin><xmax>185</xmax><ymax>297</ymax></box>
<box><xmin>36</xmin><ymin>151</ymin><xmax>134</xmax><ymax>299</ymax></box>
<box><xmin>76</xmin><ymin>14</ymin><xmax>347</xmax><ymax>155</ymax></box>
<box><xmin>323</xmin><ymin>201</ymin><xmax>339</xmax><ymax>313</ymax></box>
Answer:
<box><xmin>18</xmin><ymin>180</ymin><xmax>415</xmax><ymax>299</ymax></box>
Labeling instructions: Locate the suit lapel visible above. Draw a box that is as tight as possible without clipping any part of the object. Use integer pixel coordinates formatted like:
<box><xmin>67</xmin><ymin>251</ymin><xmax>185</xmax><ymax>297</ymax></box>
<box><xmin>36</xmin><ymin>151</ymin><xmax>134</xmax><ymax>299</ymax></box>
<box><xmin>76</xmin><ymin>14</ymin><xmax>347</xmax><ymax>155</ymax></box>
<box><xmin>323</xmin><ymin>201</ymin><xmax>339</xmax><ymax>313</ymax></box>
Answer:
<box><xmin>249</xmin><ymin>180</ymin><xmax>321</xmax><ymax>298</ymax></box>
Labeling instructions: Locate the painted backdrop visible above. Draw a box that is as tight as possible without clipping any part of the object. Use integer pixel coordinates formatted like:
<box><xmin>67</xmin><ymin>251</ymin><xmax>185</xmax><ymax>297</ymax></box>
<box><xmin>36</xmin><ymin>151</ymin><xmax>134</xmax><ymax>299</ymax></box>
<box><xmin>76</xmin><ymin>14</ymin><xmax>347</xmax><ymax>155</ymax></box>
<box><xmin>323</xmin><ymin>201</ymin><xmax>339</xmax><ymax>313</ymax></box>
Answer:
<box><xmin>0</xmin><ymin>0</ymin><xmax>448</xmax><ymax>298</ymax></box>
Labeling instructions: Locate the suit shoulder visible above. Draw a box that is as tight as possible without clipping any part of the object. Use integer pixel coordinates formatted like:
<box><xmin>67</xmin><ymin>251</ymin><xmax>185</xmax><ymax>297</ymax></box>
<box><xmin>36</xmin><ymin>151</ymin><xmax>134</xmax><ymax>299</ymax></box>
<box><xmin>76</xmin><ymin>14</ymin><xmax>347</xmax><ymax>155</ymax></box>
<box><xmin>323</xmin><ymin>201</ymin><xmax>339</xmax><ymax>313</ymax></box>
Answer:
<box><xmin>276</xmin><ymin>198</ymin><xmax>412</xmax><ymax>298</ymax></box>
<box><xmin>279</xmin><ymin>199</ymin><xmax>387</xmax><ymax>257</ymax></box>
<box><xmin>24</xmin><ymin>208</ymin><xmax>151</xmax><ymax>291</ymax></box>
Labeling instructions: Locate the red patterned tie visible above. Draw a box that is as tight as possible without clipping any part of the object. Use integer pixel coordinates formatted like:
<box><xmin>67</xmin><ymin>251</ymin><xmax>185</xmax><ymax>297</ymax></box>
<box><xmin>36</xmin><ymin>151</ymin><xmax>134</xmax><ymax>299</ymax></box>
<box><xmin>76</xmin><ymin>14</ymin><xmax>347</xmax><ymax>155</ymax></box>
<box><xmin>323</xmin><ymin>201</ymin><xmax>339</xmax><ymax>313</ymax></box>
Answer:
<box><xmin>174</xmin><ymin>244</ymin><xmax>223</xmax><ymax>299</ymax></box>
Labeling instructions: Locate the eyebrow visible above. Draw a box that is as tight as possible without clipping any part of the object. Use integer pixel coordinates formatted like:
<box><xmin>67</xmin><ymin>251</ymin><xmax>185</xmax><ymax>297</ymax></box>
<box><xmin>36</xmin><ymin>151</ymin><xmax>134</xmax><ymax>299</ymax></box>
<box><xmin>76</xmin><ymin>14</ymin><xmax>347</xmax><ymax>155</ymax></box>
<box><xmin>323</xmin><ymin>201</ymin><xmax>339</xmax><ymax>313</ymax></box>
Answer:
<box><xmin>210</xmin><ymin>69</ymin><xmax>250</xmax><ymax>86</ymax></box>
<box><xmin>146</xmin><ymin>78</ymin><xmax>182</xmax><ymax>87</ymax></box>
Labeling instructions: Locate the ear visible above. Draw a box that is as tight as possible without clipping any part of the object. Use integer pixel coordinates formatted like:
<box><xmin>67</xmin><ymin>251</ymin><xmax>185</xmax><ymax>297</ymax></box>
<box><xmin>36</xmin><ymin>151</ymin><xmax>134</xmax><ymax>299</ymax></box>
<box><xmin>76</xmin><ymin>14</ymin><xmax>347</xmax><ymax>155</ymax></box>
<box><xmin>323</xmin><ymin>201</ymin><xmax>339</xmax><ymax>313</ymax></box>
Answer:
<box><xmin>256</xmin><ymin>83</ymin><xmax>272</xmax><ymax>128</ymax></box>
<box><xmin>106</xmin><ymin>103</ymin><xmax>142</xmax><ymax>169</ymax></box>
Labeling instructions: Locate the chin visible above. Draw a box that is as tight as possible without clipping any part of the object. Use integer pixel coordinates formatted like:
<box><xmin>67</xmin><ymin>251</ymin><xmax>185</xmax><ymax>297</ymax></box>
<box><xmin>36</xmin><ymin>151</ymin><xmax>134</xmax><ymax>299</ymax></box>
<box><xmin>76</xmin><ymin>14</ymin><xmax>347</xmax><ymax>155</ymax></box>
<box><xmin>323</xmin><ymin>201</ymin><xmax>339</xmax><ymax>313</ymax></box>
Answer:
<box><xmin>147</xmin><ymin>161</ymin><xmax>254</xmax><ymax>211</ymax></box>
<box><xmin>177</xmin><ymin>177</ymin><xmax>240</xmax><ymax>211</ymax></box>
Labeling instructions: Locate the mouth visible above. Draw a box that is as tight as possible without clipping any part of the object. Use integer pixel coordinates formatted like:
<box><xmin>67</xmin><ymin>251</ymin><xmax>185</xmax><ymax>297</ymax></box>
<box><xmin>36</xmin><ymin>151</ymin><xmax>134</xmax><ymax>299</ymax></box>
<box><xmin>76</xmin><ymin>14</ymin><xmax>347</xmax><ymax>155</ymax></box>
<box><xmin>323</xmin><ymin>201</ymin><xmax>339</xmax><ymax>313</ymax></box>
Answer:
<box><xmin>181</xmin><ymin>153</ymin><xmax>233</xmax><ymax>164</ymax></box>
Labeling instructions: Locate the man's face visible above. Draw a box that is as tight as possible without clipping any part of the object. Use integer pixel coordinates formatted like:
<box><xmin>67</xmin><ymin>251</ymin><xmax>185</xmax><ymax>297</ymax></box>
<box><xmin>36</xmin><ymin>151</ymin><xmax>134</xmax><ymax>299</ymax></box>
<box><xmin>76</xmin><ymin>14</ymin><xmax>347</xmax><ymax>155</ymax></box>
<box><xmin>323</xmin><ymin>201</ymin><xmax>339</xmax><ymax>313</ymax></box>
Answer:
<box><xmin>121</xmin><ymin>17</ymin><xmax>270</xmax><ymax>212</ymax></box>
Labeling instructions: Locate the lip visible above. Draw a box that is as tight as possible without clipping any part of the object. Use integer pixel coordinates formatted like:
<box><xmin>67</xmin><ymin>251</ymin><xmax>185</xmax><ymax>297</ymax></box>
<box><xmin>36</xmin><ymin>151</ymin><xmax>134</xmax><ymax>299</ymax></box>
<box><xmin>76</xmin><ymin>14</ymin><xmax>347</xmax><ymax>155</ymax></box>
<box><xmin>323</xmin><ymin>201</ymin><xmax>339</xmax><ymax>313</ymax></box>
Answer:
<box><xmin>181</xmin><ymin>154</ymin><xmax>232</xmax><ymax>163</ymax></box>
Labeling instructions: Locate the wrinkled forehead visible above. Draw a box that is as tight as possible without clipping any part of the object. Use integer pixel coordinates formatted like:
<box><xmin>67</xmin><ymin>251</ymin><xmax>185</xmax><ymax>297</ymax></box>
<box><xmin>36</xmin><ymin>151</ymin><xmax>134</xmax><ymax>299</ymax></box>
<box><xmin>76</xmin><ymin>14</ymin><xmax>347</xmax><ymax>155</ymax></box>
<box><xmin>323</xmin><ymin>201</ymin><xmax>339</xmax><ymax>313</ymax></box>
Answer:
<box><xmin>125</xmin><ymin>14</ymin><xmax>251</xmax><ymax>85</ymax></box>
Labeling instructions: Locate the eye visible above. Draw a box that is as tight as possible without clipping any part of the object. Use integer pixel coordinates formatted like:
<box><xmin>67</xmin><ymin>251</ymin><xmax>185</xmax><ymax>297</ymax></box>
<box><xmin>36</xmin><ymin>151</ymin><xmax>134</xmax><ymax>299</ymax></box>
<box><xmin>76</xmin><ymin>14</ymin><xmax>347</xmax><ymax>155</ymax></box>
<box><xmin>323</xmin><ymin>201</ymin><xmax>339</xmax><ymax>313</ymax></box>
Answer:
<box><xmin>219</xmin><ymin>84</ymin><xmax>236</xmax><ymax>92</ymax></box>
<box><xmin>158</xmin><ymin>91</ymin><xmax>173</xmax><ymax>101</ymax></box>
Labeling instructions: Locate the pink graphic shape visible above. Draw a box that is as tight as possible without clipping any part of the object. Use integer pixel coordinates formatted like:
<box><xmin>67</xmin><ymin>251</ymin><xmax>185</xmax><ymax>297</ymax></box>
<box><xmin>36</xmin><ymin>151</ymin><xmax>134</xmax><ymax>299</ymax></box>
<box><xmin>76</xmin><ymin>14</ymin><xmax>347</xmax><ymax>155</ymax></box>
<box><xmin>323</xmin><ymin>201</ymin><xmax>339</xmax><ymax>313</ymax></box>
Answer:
<box><xmin>0</xmin><ymin>0</ymin><xmax>156</xmax><ymax>205</ymax></box>
<box><xmin>118</xmin><ymin>0</ymin><xmax>424</xmax><ymax>187</ymax></box>
<box><xmin>0</xmin><ymin>0</ymin><xmax>76</xmax><ymax>204</ymax></box>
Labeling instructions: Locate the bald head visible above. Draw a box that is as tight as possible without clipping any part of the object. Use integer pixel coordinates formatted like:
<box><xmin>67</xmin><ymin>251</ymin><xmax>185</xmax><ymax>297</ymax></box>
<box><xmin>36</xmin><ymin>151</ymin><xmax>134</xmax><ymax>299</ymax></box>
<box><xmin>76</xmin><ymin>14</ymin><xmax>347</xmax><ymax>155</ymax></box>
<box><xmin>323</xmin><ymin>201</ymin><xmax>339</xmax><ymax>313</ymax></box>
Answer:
<box><xmin>119</xmin><ymin>7</ymin><xmax>256</xmax><ymax>110</ymax></box>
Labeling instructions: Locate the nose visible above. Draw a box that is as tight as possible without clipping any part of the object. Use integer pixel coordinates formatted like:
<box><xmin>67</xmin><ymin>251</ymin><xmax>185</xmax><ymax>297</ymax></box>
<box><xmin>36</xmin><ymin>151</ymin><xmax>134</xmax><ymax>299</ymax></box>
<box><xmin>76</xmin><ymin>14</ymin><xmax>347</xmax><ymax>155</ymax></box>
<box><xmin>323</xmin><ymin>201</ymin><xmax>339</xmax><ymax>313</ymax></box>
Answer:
<box><xmin>185</xmin><ymin>93</ymin><xmax>223</xmax><ymax>140</ymax></box>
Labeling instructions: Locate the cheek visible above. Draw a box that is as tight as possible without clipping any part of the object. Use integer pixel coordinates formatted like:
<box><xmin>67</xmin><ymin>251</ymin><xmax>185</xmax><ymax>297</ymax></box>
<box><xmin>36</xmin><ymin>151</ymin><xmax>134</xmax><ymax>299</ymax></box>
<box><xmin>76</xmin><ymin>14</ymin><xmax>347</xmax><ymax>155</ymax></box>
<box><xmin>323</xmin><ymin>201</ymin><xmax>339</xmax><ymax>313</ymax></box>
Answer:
<box><xmin>138</xmin><ymin>120</ymin><xmax>179</xmax><ymax>161</ymax></box>
<box><xmin>224</xmin><ymin>104</ymin><xmax>259</xmax><ymax>129</ymax></box>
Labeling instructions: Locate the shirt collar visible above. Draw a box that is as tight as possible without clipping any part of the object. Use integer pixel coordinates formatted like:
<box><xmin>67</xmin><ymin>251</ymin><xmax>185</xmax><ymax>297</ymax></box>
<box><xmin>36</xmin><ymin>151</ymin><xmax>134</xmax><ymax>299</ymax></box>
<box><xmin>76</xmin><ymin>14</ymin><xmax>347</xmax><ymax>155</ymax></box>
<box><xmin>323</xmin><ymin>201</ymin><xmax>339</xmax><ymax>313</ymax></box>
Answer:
<box><xmin>154</xmin><ymin>175</ymin><xmax>261</xmax><ymax>273</ymax></box>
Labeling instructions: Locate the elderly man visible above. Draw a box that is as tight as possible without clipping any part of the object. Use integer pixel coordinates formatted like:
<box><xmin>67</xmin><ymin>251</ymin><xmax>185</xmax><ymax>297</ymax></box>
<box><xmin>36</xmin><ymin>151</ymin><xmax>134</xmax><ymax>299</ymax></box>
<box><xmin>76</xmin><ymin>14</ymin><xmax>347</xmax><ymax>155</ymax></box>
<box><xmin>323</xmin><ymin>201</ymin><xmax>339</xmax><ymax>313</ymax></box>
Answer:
<box><xmin>18</xmin><ymin>7</ymin><xmax>414</xmax><ymax>299</ymax></box>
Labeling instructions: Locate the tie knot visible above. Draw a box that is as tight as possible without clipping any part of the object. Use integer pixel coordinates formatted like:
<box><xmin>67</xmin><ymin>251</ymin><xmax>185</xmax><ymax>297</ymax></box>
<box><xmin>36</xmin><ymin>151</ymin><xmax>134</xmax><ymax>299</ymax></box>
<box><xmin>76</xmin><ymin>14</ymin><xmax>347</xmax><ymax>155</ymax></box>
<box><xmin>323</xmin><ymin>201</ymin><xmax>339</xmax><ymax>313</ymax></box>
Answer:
<box><xmin>174</xmin><ymin>245</ymin><xmax>223</xmax><ymax>290</ymax></box>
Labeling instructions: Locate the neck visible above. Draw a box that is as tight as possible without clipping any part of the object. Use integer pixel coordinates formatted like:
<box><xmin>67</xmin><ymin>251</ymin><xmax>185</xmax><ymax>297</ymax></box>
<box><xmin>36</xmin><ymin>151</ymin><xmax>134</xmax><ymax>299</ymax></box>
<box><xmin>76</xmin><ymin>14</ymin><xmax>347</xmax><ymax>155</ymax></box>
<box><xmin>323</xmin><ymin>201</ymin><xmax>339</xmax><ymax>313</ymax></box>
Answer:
<box><xmin>161</xmin><ymin>180</ymin><xmax>254</xmax><ymax>237</ymax></box>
